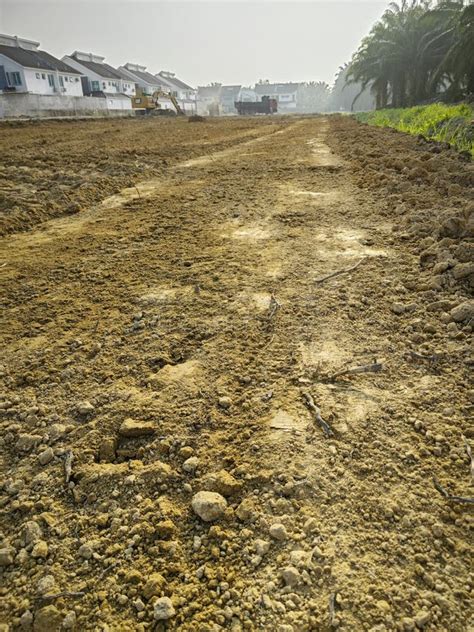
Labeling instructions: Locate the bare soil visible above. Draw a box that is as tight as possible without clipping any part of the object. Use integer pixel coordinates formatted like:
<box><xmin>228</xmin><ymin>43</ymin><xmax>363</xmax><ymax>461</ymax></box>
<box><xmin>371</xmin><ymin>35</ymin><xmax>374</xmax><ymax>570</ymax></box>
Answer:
<box><xmin>0</xmin><ymin>115</ymin><xmax>472</xmax><ymax>632</ymax></box>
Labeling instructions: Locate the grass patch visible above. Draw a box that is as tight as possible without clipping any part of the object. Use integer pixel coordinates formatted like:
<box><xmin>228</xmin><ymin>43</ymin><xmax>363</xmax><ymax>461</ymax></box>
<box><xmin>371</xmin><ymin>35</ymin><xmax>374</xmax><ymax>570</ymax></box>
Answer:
<box><xmin>355</xmin><ymin>103</ymin><xmax>474</xmax><ymax>156</ymax></box>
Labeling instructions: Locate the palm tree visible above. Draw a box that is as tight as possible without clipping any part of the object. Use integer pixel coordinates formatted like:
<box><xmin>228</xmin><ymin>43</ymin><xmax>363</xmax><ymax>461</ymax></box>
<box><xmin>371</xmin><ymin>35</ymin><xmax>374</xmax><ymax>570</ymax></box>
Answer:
<box><xmin>345</xmin><ymin>0</ymin><xmax>471</xmax><ymax>109</ymax></box>
<box><xmin>297</xmin><ymin>81</ymin><xmax>331</xmax><ymax>112</ymax></box>
<box><xmin>330</xmin><ymin>64</ymin><xmax>376</xmax><ymax>111</ymax></box>
<box><xmin>423</xmin><ymin>1</ymin><xmax>474</xmax><ymax>97</ymax></box>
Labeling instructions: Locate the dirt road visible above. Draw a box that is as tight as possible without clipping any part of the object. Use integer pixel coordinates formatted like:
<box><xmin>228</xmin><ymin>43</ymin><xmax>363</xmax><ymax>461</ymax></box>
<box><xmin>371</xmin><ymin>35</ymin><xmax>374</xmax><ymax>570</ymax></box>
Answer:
<box><xmin>1</xmin><ymin>116</ymin><xmax>472</xmax><ymax>632</ymax></box>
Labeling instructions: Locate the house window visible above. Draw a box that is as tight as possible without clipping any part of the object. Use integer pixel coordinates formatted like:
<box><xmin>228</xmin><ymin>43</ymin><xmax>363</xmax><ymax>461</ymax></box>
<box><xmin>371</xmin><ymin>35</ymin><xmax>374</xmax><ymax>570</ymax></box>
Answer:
<box><xmin>75</xmin><ymin>77</ymin><xmax>79</xmax><ymax>82</ymax></box>
<box><xmin>7</xmin><ymin>71</ymin><xmax>22</xmax><ymax>86</ymax></box>
<box><xmin>59</xmin><ymin>76</ymin><xmax>64</xmax><ymax>87</ymax></box>
<box><xmin>41</xmin><ymin>73</ymin><xmax>46</xmax><ymax>80</ymax></box>
<box><xmin>91</xmin><ymin>81</ymin><xmax>100</xmax><ymax>91</ymax></box>
<box><xmin>64</xmin><ymin>76</ymin><xmax>68</xmax><ymax>82</ymax></box>
<box><xmin>48</xmin><ymin>74</ymin><xmax>54</xmax><ymax>87</ymax></box>
<box><xmin>36</xmin><ymin>72</ymin><xmax>40</xmax><ymax>79</ymax></box>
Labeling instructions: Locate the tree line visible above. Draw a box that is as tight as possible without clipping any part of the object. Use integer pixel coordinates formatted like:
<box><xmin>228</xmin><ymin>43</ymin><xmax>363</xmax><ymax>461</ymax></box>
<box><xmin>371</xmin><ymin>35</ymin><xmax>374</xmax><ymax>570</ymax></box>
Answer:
<box><xmin>346</xmin><ymin>0</ymin><xmax>474</xmax><ymax>109</ymax></box>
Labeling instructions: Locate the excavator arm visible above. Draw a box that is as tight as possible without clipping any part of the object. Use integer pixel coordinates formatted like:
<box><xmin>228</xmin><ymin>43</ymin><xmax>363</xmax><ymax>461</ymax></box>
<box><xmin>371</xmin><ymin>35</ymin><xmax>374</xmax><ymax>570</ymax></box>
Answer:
<box><xmin>152</xmin><ymin>90</ymin><xmax>184</xmax><ymax>116</ymax></box>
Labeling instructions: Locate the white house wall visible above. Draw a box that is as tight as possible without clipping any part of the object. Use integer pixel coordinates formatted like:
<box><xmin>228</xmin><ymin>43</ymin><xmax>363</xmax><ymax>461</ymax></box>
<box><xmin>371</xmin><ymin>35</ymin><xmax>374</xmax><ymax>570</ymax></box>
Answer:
<box><xmin>0</xmin><ymin>93</ymin><xmax>134</xmax><ymax>118</ymax></box>
<box><xmin>118</xmin><ymin>81</ymin><xmax>135</xmax><ymax>96</ymax></box>
<box><xmin>0</xmin><ymin>54</ymin><xmax>83</xmax><ymax>96</ymax></box>
<box><xmin>105</xmin><ymin>95</ymin><xmax>132</xmax><ymax>111</ymax></box>
<box><xmin>24</xmin><ymin>68</ymin><xmax>82</xmax><ymax>96</ymax></box>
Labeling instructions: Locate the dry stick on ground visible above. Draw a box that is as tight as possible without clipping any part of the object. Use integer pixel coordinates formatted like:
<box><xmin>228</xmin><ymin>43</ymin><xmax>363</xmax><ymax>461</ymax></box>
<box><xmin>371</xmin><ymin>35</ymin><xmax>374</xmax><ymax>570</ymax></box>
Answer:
<box><xmin>63</xmin><ymin>450</ymin><xmax>74</xmax><ymax>484</ymax></box>
<box><xmin>267</xmin><ymin>293</ymin><xmax>281</xmax><ymax>319</ymax></box>
<box><xmin>302</xmin><ymin>392</ymin><xmax>334</xmax><ymax>438</ymax></box>
<box><xmin>408</xmin><ymin>350</ymin><xmax>442</xmax><ymax>364</ymax></box>
<box><xmin>433</xmin><ymin>478</ymin><xmax>474</xmax><ymax>505</ymax></box>
<box><xmin>97</xmin><ymin>560</ymin><xmax>121</xmax><ymax>581</ymax></box>
<box><xmin>315</xmin><ymin>258</ymin><xmax>366</xmax><ymax>285</ymax></box>
<box><xmin>328</xmin><ymin>591</ymin><xmax>337</xmax><ymax>626</ymax></box>
<box><xmin>38</xmin><ymin>591</ymin><xmax>85</xmax><ymax>602</ymax></box>
<box><xmin>329</xmin><ymin>361</ymin><xmax>383</xmax><ymax>381</ymax></box>
<box><xmin>463</xmin><ymin>436</ymin><xmax>473</xmax><ymax>482</ymax></box>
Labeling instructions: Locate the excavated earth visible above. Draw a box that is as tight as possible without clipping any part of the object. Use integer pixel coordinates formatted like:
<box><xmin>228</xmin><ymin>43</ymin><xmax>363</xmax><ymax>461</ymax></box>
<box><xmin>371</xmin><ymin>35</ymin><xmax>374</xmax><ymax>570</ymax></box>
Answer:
<box><xmin>0</xmin><ymin>115</ymin><xmax>473</xmax><ymax>632</ymax></box>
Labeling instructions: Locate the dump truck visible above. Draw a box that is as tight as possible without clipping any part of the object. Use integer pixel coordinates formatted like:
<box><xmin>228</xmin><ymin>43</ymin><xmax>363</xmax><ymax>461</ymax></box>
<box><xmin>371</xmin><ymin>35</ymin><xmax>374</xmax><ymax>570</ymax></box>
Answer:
<box><xmin>234</xmin><ymin>96</ymin><xmax>278</xmax><ymax>115</ymax></box>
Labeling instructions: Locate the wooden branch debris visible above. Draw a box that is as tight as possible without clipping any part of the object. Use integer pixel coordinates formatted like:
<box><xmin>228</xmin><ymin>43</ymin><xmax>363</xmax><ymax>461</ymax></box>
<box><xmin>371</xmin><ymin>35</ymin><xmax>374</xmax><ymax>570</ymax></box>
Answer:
<box><xmin>39</xmin><ymin>591</ymin><xmax>85</xmax><ymax>602</ymax></box>
<box><xmin>315</xmin><ymin>258</ymin><xmax>366</xmax><ymax>285</ymax></box>
<box><xmin>433</xmin><ymin>478</ymin><xmax>474</xmax><ymax>505</ymax></box>
<box><xmin>302</xmin><ymin>391</ymin><xmax>334</xmax><ymax>438</ymax></box>
<box><xmin>328</xmin><ymin>591</ymin><xmax>338</xmax><ymax>627</ymax></box>
<box><xmin>97</xmin><ymin>560</ymin><xmax>121</xmax><ymax>581</ymax></box>
<box><xmin>267</xmin><ymin>293</ymin><xmax>281</xmax><ymax>319</ymax></box>
<box><xmin>63</xmin><ymin>450</ymin><xmax>74</xmax><ymax>484</ymax></box>
<box><xmin>329</xmin><ymin>361</ymin><xmax>383</xmax><ymax>381</ymax></box>
<box><xmin>408</xmin><ymin>350</ymin><xmax>443</xmax><ymax>364</ymax></box>
<box><xmin>463</xmin><ymin>436</ymin><xmax>473</xmax><ymax>483</ymax></box>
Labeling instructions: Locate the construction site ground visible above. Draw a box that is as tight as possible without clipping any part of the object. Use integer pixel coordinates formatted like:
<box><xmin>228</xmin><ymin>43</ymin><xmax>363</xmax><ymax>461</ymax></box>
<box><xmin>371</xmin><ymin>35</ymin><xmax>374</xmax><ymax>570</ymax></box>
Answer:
<box><xmin>0</xmin><ymin>115</ymin><xmax>473</xmax><ymax>632</ymax></box>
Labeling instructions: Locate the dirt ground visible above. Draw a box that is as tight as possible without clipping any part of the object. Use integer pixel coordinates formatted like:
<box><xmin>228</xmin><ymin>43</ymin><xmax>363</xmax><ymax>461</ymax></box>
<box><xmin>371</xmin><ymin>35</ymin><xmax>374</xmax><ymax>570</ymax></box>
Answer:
<box><xmin>0</xmin><ymin>115</ymin><xmax>473</xmax><ymax>632</ymax></box>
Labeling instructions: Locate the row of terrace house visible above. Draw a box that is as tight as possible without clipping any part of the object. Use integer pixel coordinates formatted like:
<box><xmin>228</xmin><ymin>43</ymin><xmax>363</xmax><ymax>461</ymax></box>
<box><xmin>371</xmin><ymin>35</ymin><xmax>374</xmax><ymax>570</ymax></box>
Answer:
<box><xmin>0</xmin><ymin>33</ymin><xmax>197</xmax><ymax>117</ymax></box>
<box><xmin>0</xmin><ymin>32</ymin><xmax>308</xmax><ymax>119</ymax></box>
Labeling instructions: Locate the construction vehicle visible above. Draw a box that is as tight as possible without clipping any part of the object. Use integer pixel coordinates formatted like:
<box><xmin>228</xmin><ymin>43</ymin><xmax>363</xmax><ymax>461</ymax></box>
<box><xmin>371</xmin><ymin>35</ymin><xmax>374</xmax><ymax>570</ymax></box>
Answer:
<box><xmin>132</xmin><ymin>88</ymin><xmax>184</xmax><ymax>116</ymax></box>
<box><xmin>234</xmin><ymin>95</ymin><xmax>278</xmax><ymax>115</ymax></box>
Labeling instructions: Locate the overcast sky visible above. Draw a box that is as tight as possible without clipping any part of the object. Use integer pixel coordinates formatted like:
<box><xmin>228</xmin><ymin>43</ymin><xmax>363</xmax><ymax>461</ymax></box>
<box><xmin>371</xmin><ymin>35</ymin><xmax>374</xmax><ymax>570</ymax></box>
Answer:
<box><xmin>1</xmin><ymin>1</ymin><xmax>388</xmax><ymax>87</ymax></box>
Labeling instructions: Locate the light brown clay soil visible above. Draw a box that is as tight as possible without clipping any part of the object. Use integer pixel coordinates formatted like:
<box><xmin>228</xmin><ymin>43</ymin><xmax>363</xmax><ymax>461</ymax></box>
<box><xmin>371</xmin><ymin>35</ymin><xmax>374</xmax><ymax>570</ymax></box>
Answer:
<box><xmin>0</xmin><ymin>115</ymin><xmax>473</xmax><ymax>632</ymax></box>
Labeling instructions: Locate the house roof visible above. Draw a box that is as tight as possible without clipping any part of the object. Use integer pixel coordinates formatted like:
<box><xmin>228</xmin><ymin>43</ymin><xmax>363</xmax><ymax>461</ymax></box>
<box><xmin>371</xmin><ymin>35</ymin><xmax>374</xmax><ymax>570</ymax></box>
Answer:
<box><xmin>157</xmin><ymin>71</ymin><xmax>194</xmax><ymax>91</ymax></box>
<box><xmin>254</xmin><ymin>82</ymin><xmax>300</xmax><ymax>95</ymax></box>
<box><xmin>113</xmin><ymin>67</ymin><xmax>135</xmax><ymax>82</ymax></box>
<box><xmin>70</xmin><ymin>56</ymin><xmax>123</xmax><ymax>80</ymax></box>
<box><xmin>197</xmin><ymin>85</ymin><xmax>221</xmax><ymax>98</ymax></box>
<box><xmin>124</xmin><ymin>68</ymin><xmax>161</xmax><ymax>86</ymax></box>
<box><xmin>0</xmin><ymin>45</ymin><xmax>80</xmax><ymax>74</ymax></box>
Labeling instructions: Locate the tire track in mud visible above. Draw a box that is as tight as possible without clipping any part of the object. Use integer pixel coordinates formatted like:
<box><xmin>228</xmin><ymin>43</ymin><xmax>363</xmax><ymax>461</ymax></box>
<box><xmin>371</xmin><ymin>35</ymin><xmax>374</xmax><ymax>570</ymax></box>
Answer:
<box><xmin>1</xmin><ymin>117</ymin><xmax>472</xmax><ymax>632</ymax></box>
<box><xmin>0</xmin><ymin>122</ymin><xmax>301</xmax><ymax>248</ymax></box>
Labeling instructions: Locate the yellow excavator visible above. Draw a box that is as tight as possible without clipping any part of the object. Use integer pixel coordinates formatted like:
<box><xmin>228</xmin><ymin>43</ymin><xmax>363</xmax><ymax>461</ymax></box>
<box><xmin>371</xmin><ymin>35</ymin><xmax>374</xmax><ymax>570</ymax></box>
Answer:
<box><xmin>132</xmin><ymin>88</ymin><xmax>184</xmax><ymax>116</ymax></box>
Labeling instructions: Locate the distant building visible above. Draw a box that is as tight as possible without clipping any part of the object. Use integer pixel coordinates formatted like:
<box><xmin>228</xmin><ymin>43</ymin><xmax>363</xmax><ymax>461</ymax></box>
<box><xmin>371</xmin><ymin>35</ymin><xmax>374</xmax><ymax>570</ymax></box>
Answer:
<box><xmin>255</xmin><ymin>82</ymin><xmax>300</xmax><ymax>112</ymax></box>
<box><xmin>0</xmin><ymin>34</ymin><xmax>83</xmax><ymax>96</ymax></box>
<box><xmin>239</xmin><ymin>87</ymin><xmax>257</xmax><ymax>103</ymax></box>
<box><xmin>197</xmin><ymin>84</ymin><xmax>221</xmax><ymax>116</ymax></box>
<box><xmin>156</xmin><ymin>71</ymin><xmax>196</xmax><ymax>114</ymax></box>
<box><xmin>219</xmin><ymin>85</ymin><xmax>241</xmax><ymax>114</ymax></box>
<box><xmin>63</xmin><ymin>51</ymin><xmax>135</xmax><ymax>97</ymax></box>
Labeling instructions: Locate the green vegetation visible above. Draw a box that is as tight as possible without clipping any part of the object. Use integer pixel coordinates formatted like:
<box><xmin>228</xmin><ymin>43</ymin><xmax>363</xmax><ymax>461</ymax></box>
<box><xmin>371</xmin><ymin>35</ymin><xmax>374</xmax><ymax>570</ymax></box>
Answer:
<box><xmin>355</xmin><ymin>103</ymin><xmax>474</xmax><ymax>155</ymax></box>
<box><xmin>346</xmin><ymin>1</ymin><xmax>474</xmax><ymax>109</ymax></box>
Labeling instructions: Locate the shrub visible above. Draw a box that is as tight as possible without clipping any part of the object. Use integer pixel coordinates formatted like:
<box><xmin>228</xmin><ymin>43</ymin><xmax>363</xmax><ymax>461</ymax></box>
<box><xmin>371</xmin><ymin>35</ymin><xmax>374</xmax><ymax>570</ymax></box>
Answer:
<box><xmin>355</xmin><ymin>103</ymin><xmax>473</xmax><ymax>156</ymax></box>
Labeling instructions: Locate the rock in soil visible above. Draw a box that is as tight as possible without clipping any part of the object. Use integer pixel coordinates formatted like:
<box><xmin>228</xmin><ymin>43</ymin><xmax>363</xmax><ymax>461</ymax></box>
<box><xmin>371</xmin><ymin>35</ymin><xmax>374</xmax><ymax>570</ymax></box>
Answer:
<box><xmin>192</xmin><ymin>491</ymin><xmax>228</xmax><ymax>522</ymax></box>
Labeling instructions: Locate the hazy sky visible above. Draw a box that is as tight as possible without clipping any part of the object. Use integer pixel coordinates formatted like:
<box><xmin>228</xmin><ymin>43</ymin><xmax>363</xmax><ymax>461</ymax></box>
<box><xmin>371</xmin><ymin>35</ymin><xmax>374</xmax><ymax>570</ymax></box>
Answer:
<box><xmin>1</xmin><ymin>1</ymin><xmax>389</xmax><ymax>87</ymax></box>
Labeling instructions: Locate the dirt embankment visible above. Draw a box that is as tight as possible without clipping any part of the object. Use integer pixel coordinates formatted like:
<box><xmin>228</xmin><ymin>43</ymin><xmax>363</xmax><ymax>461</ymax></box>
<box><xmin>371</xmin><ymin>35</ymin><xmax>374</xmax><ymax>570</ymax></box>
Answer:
<box><xmin>0</xmin><ymin>116</ymin><xmax>472</xmax><ymax>632</ymax></box>
<box><xmin>329</xmin><ymin>117</ymin><xmax>474</xmax><ymax>296</ymax></box>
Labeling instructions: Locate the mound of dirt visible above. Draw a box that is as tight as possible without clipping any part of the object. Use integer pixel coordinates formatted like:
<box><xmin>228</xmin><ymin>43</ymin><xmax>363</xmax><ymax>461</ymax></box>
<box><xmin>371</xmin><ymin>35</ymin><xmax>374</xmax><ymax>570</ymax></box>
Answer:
<box><xmin>329</xmin><ymin>117</ymin><xmax>474</xmax><ymax>299</ymax></box>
